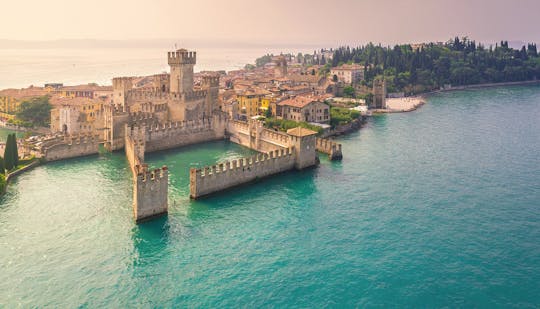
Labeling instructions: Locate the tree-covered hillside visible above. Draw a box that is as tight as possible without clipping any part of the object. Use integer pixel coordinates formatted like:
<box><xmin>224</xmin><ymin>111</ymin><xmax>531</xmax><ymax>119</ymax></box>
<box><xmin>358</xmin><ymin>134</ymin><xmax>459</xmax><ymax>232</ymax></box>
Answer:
<box><xmin>332</xmin><ymin>37</ymin><xmax>540</xmax><ymax>94</ymax></box>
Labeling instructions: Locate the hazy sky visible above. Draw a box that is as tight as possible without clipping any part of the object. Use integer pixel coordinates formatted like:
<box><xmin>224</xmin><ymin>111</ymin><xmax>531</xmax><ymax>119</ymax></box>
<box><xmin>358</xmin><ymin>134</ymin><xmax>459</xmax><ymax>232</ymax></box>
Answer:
<box><xmin>1</xmin><ymin>0</ymin><xmax>539</xmax><ymax>45</ymax></box>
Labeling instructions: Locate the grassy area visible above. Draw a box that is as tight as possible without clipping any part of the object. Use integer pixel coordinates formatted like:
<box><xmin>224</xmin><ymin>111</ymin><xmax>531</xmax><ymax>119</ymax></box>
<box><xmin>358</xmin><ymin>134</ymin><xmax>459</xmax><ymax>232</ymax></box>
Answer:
<box><xmin>330</xmin><ymin>107</ymin><xmax>361</xmax><ymax>127</ymax></box>
<box><xmin>264</xmin><ymin>118</ymin><xmax>324</xmax><ymax>135</ymax></box>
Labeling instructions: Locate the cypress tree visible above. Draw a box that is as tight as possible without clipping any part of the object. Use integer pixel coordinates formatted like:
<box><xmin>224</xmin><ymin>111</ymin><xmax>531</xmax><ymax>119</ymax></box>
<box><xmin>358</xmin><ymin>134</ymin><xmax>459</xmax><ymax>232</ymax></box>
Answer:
<box><xmin>0</xmin><ymin>155</ymin><xmax>4</xmax><ymax>174</ymax></box>
<box><xmin>4</xmin><ymin>134</ymin><xmax>13</xmax><ymax>171</ymax></box>
<box><xmin>11</xmin><ymin>134</ymin><xmax>19</xmax><ymax>167</ymax></box>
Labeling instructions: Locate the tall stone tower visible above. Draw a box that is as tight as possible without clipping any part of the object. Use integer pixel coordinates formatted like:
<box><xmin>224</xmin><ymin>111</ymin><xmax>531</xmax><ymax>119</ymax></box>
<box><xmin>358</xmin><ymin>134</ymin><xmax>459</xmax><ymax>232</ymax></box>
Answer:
<box><xmin>274</xmin><ymin>56</ymin><xmax>288</xmax><ymax>78</ymax></box>
<box><xmin>112</xmin><ymin>77</ymin><xmax>133</xmax><ymax>110</ymax></box>
<box><xmin>372</xmin><ymin>79</ymin><xmax>387</xmax><ymax>109</ymax></box>
<box><xmin>168</xmin><ymin>49</ymin><xmax>196</xmax><ymax>94</ymax></box>
<box><xmin>287</xmin><ymin>127</ymin><xmax>318</xmax><ymax>170</ymax></box>
<box><xmin>201</xmin><ymin>74</ymin><xmax>220</xmax><ymax>116</ymax></box>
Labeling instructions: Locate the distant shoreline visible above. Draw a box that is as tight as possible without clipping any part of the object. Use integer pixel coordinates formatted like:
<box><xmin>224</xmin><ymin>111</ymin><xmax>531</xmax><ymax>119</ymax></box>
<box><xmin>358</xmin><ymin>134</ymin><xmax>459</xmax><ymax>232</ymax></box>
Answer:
<box><xmin>428</xmin><ymin>79</ymin><xmax>540</xmax><ymax>94</ymax></box>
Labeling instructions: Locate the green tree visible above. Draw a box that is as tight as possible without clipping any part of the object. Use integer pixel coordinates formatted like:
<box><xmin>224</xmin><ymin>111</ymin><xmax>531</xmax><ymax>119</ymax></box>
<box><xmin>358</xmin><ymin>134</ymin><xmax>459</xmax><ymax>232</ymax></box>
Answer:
<box><xmin>15</xmin><ymin>96</ymin><xmax>52</xmax><ymax>127</ymax></box>
<box><xmin>4</xmin><ymin>134</ymin><xmax>14</xmax><ymax>171</ymax></box>
<box><xmin>265</xmin><ymin>107</ymin><xmax>272</xmax><ymax>118</ymax></box>
<box><xmin>0</xmin><ymin>155</ymin><xmax>5</xmax><ymax>174</ymax></box>
<box><xmin>343</xmin><ymin>85</ymin><xmax>355</xmax><ymax>98</ymax></box>
<box><xmin>255</xmin><ymin>54</ymin><xmax>273</xmax><ymax>67</ymax></box>
<box><xmin>12</xmin><ymin>134</ymin><xmax>19</xmax><ymax>167</ymax></box>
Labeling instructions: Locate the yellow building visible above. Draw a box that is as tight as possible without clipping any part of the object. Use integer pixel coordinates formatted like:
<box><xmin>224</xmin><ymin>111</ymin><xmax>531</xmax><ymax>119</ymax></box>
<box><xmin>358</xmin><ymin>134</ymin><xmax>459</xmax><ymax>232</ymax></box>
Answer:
<box><xmin>49</xmin><ymin>96</ymin><xmax>107</xmax><ymax>134</ymax></box>
<box><xmin>0</xmin><ymin>96</ymin><xmax>20</xmax><ymax>120</ymax></box>
<box><xmin>0</xmin><ymin>87</ymin><xmax>48</xmax><ymax>120</ymax></box>
<box><xmin>237</xmin><ymin>88</ymin><xmax>272</xmax><ymax>117</ymax></box>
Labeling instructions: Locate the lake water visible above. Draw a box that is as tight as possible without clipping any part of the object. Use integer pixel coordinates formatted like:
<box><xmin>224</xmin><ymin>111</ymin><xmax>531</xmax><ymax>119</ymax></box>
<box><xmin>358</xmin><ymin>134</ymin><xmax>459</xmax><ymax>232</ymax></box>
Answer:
<box><xmin>0</xmin><ymin>46</ymin><xmax>315</xmax><ymax>89</ymax></box>
<box><xmin>1</xmin><ymin>85</ymin><xmax>539</xmax><ymax>307</ymax></box>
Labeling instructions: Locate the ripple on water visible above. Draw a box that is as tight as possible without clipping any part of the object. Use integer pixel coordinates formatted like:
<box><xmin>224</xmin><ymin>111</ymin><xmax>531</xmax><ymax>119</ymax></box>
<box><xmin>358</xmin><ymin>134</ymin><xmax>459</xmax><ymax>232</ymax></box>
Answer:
<box><xmin>1</xmin><ymin>86</ymin><xmax>540</xmax><ymax>307</ymax></box>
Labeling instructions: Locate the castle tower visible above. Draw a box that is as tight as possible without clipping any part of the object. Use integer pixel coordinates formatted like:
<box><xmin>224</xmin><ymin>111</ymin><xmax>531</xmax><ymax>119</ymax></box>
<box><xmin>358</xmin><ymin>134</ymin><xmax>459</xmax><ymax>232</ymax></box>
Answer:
<box><xmin>112</xmin><ymin>77</ymin><xmax>133</xmax><ymax>110</ymax></box>
<box><xmin>202</xmin><ymin>74</ymin><xmax>220</xmax><ymax>116</ymax></box>
<box><xmin>287</xmin><ymin>127</ymin><xmax>318</xmax><ymax>169</ymax></box>
<box><xmin>168</xmin><ymin>49</ymin><xmax>196</xmax><ymax>94</ymax></box>
<box><xmin>274</xmin><ymin>56</ymin><xmax>288</xmax><ymax>78</ymax></box>
<box><xmin>372</xmin><ymin>79</ymin><xmax>387</xmax><ymax>109</ymax></box>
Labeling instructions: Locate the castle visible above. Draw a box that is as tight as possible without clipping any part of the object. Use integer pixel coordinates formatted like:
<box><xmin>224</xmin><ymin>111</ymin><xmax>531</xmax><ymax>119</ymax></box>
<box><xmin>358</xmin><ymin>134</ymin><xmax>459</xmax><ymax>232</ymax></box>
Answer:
<box><xmin>40</xmin><ymin>48</ymin><xmax>342</xmax><ymax>223</ymax></box>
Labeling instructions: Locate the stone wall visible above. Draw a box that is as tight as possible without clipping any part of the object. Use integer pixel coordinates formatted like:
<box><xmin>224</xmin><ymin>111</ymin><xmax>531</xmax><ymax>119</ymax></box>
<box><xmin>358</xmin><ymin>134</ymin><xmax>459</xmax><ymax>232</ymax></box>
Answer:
<box><xmin>190</xmin><ymin>147</ymin><xmax>296</xmax><ymax>199</ymax></box>
<box><xmin>144</xmin><ymin>117</ymin><xmax>224</xmax><ymax>152</ymax></box>
<box><xmin>227</xmin><ymin>120</ymin><xmax>289</xmax><ymax>152</ymax></box>
<box><xmin>316</xmin><ymin>138</ymin><xmax>343</xmax><ymax>160</ymax></box>
<box><xmin>125</xmin><ymin>125</ymin><xmax>168</xmax><ymax>222</ymax></box>
<box><xmin>43</xmin><ymin>134</ymin><xmax>101</xmax><ymax>161</ymax></box>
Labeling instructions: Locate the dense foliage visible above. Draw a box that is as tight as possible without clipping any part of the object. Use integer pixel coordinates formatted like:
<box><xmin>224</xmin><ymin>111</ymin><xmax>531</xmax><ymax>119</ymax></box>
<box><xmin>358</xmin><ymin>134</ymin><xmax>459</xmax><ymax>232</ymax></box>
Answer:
<box><xmin>264</xmin><ymin>118</ymin><xmax>323</xmax><ymax>134</ymax></box>
<box><xmin>255</xmin><ymin>54</ymin><xmax>273</xmax><ymax>67</ymax></box>
<box><xmin>330</xmin><ymin>107</ymin><xmax>361</xmax><ymax>127</ymax></box>
<box><xmin>332</xmin><ymin>37</ymin><xmax>540</xmax><ymax>94</ymax></box>
<box><xmin>0</xmin><ymin>174</ymin><xmax>5</xmax><ymax>193</ymax></box>
<box><xmin>4</xmin><ymin>134</ymin><xmax>19</xmax><ymax>171</ymax></box>
<box><xmin>15</xmin><ymin>96</ymin><xmax>52</xmax><ymax>127</ymax></box>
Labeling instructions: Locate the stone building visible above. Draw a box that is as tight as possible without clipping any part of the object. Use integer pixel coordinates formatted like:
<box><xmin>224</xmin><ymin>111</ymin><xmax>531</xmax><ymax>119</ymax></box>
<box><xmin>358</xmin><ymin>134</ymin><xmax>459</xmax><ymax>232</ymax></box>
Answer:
<box><xmin>372</xmin><ymin>79</ymin><xmax>387</xmax><ymax>109</ymax></box>
<box><xmin>276</xmin><ymin>95</ymin><xmax>330</xmax><ymax>123</ymax></box>
<box><xmin>274</xmin><ymin>56</ymin><xmax>288</xmax><ymax>78</ymax></box>
<box><xmin>330</xmin><ymin>64</ymin><xmax>365</xmax><ymax>84</ymax></box>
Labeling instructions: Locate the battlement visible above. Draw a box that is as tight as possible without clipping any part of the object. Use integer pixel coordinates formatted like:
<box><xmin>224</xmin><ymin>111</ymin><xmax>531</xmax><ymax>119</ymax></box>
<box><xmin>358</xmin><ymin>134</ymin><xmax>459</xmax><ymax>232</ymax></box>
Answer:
<box><xmin>112</xmin><ymin>77</ymin><xmax>133</xmax><ymax>89</ymax></box>
<box><xmin>230</xmin><ymin>120</ymin><xmax>250</xmax><ymax>132</ymax></box>
<box><xmin>168</xmin><ymin>49</ymin><xmax>196</xmax><ymax>65</ymax></box>
<box><xmin>316</xmin><ymin>137</ymin><xmax>342</xmax><ymax>160</ymax></box>
<box><xmin>135</xmin><ymin>164</ymin><xmax>168</xmax><ymax>182</ymax></box>
<box><xmin>145</xmin><ymin>117</ymin><xmax>213</xmax><ymax>133</ymax></box>
<box><xmin>201</xmin><ymin>74</ymin><xmax>220</xmax><ymax>87</ymax></box>
<box><xmin>126</xmin><ymin>89</ymin><xmax>181</xmax><ymax>101</ymax></box>
<box><xmin>103</xmin><ymin>103</ymin><xmax>128</xmax><ymax>114</ymax></box>
<box><xmin>197</xmin><ymin>147</ymin><xmax>294</xmax><ymax>178</ymax></box>
<box><xmin>183</xmin><ymin>89</ymin><xmax>208</xmax><ymax>101</ymax></box>
<box><xmin>190</xmin><ymin>147</ymin><xmax>296</xmax><ymax>198</ymax></box>
<box><xmin>261</xmin><ymin>129</ymin><xmax>290</xmax><ymax>146</ymax></box>
<box><xmin>41</xmin><ymin>133</ymin><xmax>102</xmax><ymax>161</ymax></box>
<box><xmin>129</xmin><ymin>111</ymin><xmax>155</xmax><ymax>123</ymax></box>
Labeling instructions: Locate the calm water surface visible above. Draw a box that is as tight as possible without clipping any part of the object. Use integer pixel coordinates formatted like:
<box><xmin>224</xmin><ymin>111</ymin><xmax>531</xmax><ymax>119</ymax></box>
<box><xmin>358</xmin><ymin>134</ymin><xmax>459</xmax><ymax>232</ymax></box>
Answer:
<box><xmin>1</xmin><ymin>85</ymin><xmax>539</xmax><ymax>307</ymax></box>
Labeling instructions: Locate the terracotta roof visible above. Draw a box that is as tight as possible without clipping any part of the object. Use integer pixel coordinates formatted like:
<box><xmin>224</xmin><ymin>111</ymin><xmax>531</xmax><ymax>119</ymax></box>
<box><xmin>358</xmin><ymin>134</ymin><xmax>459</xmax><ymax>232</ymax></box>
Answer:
<box><xmin>236</xmin><ymin>87</ymin><xmax>271</xmax><ymax>96</ymax></box>
<box><xmin>49</xmin><ymin>96</ymin><xmax>108</xmax><ymax>106</ymax></box>
<box><xmin>58</xmin><ymin>85</ymin><xmax>112</xmax><ymax>91</ymax></box>
<box><xmin>278</xmin><ymin>96</ymin><xmax>316</xmax><ymax>108</ymax></box>
<box><xmin>0</xmin><ymin>88</ymin><xmax>48</xmax><ymax>99</ymax></box>
<box><xmin>287</xmin><ymin>127</ymin><xmax>317</xmax><ymax>137</ymax></box>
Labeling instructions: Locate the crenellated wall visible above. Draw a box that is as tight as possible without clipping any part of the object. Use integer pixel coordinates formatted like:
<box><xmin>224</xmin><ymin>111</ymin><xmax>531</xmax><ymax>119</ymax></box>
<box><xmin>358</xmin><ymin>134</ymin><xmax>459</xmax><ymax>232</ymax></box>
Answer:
<box><xmin>125</xmin><ymin>124</ymin><xmax>168</xmax><ymax>222</ymax></box>
<box><xmin>190</xmin><ymin>147</ymin><xmax>296</xmax><ymax>199</ymax></box>
<box><xmin>140</xmin><ymin>113</ymin><xmax>227</xmax><ymax>152</ymax></box>
<box><xmin>133</xmin><ymin>165</ymin><xmax>168</xmax><ymax>222</ymax></box>
<box><xmin>42</xmin><ymin>134</ymin><xmax>102</xmax><ymax>161</ymax></box>
<box><xmin>226</xmin><ymin>119</ymin><xmax>289</xmax><ymax>152</ymax></box>
<box><xmin>316</xmin><ymin>138</ymin><xmax>343</xmax><ymax>160</ymax></box>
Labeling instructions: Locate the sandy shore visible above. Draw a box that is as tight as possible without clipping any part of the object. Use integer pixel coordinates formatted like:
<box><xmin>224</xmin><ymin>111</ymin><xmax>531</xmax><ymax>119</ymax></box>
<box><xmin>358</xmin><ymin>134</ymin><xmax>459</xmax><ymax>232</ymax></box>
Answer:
<box><xmin>371</xmin><ymin>96</ymin><xmax>426</xmax><ymax>113</ymax></box>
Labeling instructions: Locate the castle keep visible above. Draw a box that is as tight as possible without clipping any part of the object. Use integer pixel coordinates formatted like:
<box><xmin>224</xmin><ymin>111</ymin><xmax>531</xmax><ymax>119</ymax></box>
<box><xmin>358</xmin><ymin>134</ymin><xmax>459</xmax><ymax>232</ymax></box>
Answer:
<box><xmin>41</xmin><ymin>48</ymin><xmax>343</xmax><ymax>223</ymax></box>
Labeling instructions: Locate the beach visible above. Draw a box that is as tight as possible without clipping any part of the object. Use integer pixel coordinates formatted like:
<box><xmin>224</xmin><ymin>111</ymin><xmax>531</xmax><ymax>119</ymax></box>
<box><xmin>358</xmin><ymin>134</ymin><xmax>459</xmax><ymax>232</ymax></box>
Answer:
<box><xmin>373</xmin><ymin>96</ymin><xmax>426</xmax><ymax>113</ymax></box>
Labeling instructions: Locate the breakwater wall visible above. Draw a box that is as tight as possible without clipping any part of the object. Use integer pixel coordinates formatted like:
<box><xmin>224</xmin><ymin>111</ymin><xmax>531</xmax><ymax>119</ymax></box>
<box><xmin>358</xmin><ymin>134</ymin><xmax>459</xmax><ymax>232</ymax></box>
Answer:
<box><xmin>227</xmin><ymin>120</ymin><xmax>290</xmax><ymax>152</ymax></box>
<box><xmin>125</xmin><ymin>125</ymin><xmax>168</xmax><ymax>222</ymax></box>
<box><xmin>190</xmin><ymin>147</ymin><xmax>296</xmax><ymax>199</ymax></box>
<box><xmin>316</xmin><ymin>138</ymin><xmax>343</xmax><ymax>160</ymax></box>
<box><xmin>42</xmin><ymin>134</ymin><xmax>102</xmax><ymax>161</ymax></box>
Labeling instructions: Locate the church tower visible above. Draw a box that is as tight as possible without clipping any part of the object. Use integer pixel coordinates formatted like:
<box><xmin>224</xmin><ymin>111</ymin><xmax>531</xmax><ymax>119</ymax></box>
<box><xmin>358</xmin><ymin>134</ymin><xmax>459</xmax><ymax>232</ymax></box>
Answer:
<box><xmin>168</xmin><ymin>49</ymin><xmax>196</xmax><ymax>94</ymax></box>
<box><xmin>274</xmin><ymin>56</ymin><xmax>288</xmax><ymax>78</ymax></box>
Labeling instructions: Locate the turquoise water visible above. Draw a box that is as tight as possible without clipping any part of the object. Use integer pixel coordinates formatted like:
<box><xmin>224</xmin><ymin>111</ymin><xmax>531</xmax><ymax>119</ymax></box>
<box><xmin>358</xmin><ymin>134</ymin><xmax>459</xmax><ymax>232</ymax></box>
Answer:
<box><xmin>1</xmin><ymin>85</ymin><xmax>540</xmax><ymax>307</ymax></box>
<box><xmin>0</xmin><ymin>127</ymin><xmax>24</xmax><ymax>142</ymax></box>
